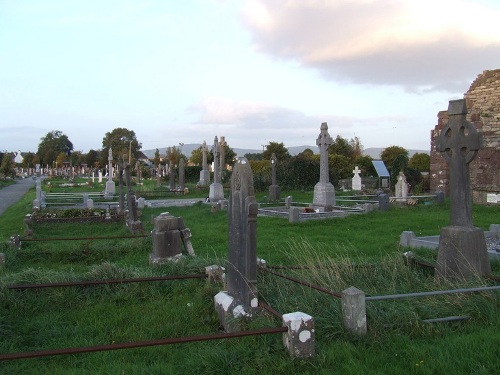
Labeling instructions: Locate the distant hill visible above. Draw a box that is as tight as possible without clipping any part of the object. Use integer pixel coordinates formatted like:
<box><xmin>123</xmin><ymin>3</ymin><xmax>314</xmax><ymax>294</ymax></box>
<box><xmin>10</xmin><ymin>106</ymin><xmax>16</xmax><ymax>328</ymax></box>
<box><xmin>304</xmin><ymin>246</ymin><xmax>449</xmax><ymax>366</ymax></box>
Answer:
<box><xmin>362</xmin><ymin>148</ymin><xmax>429</xmax><ymax>159</ymax></box>
<box><xmin>142</xmin><ymin>145</ymin><xmax>429</xmax><ymax>159</ymax></box>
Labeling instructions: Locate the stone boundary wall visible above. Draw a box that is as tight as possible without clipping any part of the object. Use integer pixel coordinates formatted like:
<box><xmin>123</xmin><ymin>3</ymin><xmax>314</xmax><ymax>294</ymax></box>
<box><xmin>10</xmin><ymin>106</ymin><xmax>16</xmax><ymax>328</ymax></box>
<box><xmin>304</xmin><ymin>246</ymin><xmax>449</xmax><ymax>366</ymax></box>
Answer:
<box><xmin>430</xmin><ymin>69</ymin><xmax>500</xmax><ymax>204</ymax></box>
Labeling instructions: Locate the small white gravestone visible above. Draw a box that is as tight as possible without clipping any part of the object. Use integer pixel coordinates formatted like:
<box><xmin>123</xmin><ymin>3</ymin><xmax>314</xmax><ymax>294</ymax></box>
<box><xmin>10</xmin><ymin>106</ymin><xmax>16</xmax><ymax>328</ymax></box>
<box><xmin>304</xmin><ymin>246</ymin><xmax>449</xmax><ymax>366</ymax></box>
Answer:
<box><xmin>395</xmin><ymin>171</ymin><xmax>409</xmax><ymax>199</ymax></box>
<box><xmin>352</xmin><ymin>166</ymin><xmax>362</xmax><ymax>191</ymax></box>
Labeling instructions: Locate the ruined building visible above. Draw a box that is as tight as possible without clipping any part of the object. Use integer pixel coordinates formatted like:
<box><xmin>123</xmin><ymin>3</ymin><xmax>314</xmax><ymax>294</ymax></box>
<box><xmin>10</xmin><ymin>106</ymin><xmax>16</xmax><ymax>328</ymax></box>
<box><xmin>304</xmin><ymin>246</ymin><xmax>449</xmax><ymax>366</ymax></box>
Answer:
<box><xmin>430</xmin><ymin>69</ymin><xmax>500</xmax><ymax>204</ymax></box>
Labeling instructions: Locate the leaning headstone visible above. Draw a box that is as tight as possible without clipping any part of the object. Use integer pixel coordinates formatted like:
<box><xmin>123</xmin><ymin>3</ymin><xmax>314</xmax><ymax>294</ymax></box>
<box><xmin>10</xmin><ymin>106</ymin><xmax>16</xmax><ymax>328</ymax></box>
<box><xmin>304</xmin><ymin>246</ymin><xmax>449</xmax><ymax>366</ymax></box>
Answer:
<box><xmin>313</xmin><ymin>122</ymin><xmax>335</xmax><ymax>207</ymax></box>
<box><xmin>87</xmin><ymin>198</ymin><xmax>93</xmax><ymax>209</ymax></box>
<box><xmin>198</xmin><ymin>141</ymin><xmax>210</xmax><ymax>186</ymax></box>
<box><xmin>352</xmin><ymin>166</ymin><xmax>362</xmax><ymax>191</ymax></box>
<box><xmin>214</xmin><ymin>158</ymin><xmax>258</xmax><ymax>332</ymax></box>
<box><xmin>209</xmin><ymin>136</ymin><xmax>224</xmax><ymax>202</ymax></box>
<box><xmin>394</xmin><ymin>171</ymin><xmax>409</xmax><ymax>200</ymax></box>
<box><xmin>435</xmin><ymin>99</ymin><xmax>491</xmax><ymax>279</ymax></box>
<box><xmin>268</xmin><ymin>153</ymin><xmax>281</xmax><ymax>202</ymax></box>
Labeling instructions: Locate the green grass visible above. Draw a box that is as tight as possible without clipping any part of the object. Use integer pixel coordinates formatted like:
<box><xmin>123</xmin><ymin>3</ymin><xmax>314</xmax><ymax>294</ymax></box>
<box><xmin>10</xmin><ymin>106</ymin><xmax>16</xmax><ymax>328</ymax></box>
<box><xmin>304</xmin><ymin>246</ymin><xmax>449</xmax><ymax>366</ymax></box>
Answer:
<box><xmin>0</xmin><ymin>178</ymin><xmax>16</xmax><ymax>189</ymax></box>
<box><xmin>0</xmin><ymin>187</ymin><xmax>499</xmax><ymax>374</ymax></box>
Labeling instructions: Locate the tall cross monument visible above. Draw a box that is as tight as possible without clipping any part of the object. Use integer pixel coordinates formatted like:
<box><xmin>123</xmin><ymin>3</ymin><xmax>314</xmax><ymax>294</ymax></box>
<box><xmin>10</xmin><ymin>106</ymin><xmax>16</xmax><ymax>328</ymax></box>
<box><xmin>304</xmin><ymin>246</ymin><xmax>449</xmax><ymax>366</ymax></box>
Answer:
<box><xmin>435</xmin><ymin>99</ymin><xmax>491</xmax><ymax>279</ymax></box>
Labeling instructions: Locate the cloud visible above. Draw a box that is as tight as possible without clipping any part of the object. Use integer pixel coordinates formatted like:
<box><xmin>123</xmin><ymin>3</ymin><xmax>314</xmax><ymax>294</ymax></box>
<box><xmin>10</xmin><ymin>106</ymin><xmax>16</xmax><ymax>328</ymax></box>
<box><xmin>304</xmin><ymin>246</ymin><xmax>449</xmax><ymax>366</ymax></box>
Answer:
<box><xmin>242</xmin><ymin>0</ymin><xmax>500</xmax><ymax>92</ymax></box>
<box><xmin>183</xmin><ymin>96</ymin><xmax>407</xmax><ymax>148</ymax></box>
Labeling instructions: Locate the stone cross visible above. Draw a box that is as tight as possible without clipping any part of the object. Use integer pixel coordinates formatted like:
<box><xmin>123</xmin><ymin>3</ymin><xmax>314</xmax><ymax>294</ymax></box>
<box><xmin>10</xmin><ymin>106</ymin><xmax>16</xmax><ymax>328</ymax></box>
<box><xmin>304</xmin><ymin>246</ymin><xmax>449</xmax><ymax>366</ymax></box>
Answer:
<box><xmin>212</xmin><ymin>136</ymin><xmax>221</xmax><ymax>184</ymax></box>
<box><xmin>352</xmin><ymin>166</ymin><xmax>362</xmax><ymax>191</ymax></box>
<box><xmin>201</xmin><ymin>141</ymin><xmax>208</xmax><ymax>171</ymax></box>
<box><xmin>317</xmin><ymin>122</ymin><xmax>333</xmax><ymax>184</ymax></box>
<box><xmin>270</xmin><ymin>153</ymin><xmax>278</xmax><ymax>186</ymax></box>
<box><xmin>436</xmin><ymin>99</ymin><xmax>481</xmax><ymax>227</ymax></box>
<box><xmin>107</xmin><ymin>147</ymin><xmax>113</xmax><ymax>181</ymax></box>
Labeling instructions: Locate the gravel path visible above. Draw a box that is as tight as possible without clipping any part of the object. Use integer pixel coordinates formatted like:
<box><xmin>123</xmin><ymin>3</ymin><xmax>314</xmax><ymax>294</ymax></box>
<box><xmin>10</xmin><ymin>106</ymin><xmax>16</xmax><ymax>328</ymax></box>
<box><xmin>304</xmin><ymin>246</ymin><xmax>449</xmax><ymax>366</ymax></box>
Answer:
<box><xmin>0</xmin><ymin>178</ymin><xmax>36</xmax><ymax>216</ymax></box>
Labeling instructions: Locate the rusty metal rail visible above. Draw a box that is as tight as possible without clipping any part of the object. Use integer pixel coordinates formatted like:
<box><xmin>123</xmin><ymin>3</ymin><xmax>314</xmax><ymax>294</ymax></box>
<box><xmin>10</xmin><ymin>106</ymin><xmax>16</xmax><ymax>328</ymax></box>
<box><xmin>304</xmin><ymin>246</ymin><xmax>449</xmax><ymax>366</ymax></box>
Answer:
<box><xmin>0</xmin><ymin>326</ymin><xmax>288</xmax><ymax>361</ymax></box>
<box><xmin>7</xmin><ymin>274</ymin><xmax>207</xmax><ymax>290</ymax></box>
<box><xmin>20</xmin><ymin>234</ymin><xmax>149</xmax><ymax>242</ymax></box>
<box><xmin>259</xmin><ymin>266</ymin><xmax>341</xmax><ymax>298</ymax></box>
<box><xmin>258</xmin><ymin>301</ymin><xmax>283</xmax><ymax>319</ymax></box>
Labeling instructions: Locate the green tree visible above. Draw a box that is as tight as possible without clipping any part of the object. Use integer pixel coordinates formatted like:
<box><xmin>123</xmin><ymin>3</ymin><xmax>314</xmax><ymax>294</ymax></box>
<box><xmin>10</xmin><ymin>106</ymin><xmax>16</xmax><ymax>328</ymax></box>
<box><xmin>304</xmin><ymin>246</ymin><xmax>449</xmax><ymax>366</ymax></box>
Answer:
<box><xmin>22</xmin><ymin>152</ymin><xmax>35</xmax><ymax>169</ymax></box>
<box><xmin>154</xmin><ymin>149</ymin><xmax>160</xmax><ymax>168</ymax></box>
<box><xmin>166</xmin><ymin>146</ymin><xmax>185</xmax><ymax>166</ymax></box>
<box><xmin>329</xmin><ymin>135</ymin><xmax>354</xmax><ymax>159</ymax></box>
<box><xmin>0</xmin><ymin>153</ymin><xmax>15</xmax><ymax>177</ymax></box>
<box><xmin>298</xmin><ymin>148</ymin><xmax>315</xmax><ymax>158</ymax></box>
<box><xmin>262</xmin><ymin>142</ymin><xmax>291</xmax><ymax>161</ymax></box>
<box><xmin>85</xmin><ymin>149</ymin><xmax>98</xmax><ymax>168</ymax></box>
<box><xmin>101</xmin><ymin>128</ymin><xmax>141</xmax><ymax>163</ymax></box>
<box><xmin>190</xmin><ymin>146</ymin><xmax>213</xmax><ymax>165</ymax></box>
<box><xmin>391</xmin><ymin>154</ymin><xmax>409</xmax><ymax>187</ymax></box>
<box><xmin>409</xmin><ymin>152</ymin><xmax>430</xmax><ymax>172</ymax></box>
<box><xmin>37</xmin><ymin>130</ymin><xmax>73</xmax><ymax>165</ymax></box>
<box><xmin>329</xmin><ymin>154</ymin><xmax>352</xmax><ymax>182</ymax></box>
<box><xmin>354</xmin><ymin>155</ymin><xmax>376</xmax><ymax>177</ymax></box>
<box><xmin>223</xmin><ymin>144</ymin><xmax>237</xmax><ymax>167</ymax></box>
<box><xmin>350</xmin><ymin>136</ymin><xmax>363</xmax><ymax>159</ymax></box>
<box><xmin>244</xmin><ymin>152</ymin><xmax>263</xmax><ymax>161</ymax></box>
<box><xmin>380</xmin><ymin>145</ymin><xmax>408</xmax><ymax>168</ymax></box>
<box><xmin>70</xmin><ymin>151</ymin><xmax>83</xmax><ymax>166</ymax></box>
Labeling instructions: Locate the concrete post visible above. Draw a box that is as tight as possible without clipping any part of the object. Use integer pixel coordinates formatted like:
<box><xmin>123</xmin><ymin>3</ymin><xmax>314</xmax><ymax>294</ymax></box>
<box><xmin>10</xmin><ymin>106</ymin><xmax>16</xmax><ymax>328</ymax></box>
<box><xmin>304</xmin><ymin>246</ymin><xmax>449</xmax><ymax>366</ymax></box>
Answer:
<box><xmin>341</xmin><ymin>286</ymin><xmax>367</xmax><ymax>335</ymax></box>
<box><xmin>282</xmin><ymin>312</ymin><xmax>315</xmax><ymax>358</ymax></box>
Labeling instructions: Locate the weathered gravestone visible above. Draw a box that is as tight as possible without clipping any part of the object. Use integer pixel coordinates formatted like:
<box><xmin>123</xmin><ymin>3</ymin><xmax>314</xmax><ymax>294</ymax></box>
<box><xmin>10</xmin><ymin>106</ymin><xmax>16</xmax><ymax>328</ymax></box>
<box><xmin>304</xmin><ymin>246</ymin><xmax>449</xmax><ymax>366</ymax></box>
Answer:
<box><xmin>209</xmin><ymin>136</ymin><xmax>224</xmax><ymax>202</ymax></box>
<box><xmin>178</xmin><ymin>158</ymin><xmax>185</xmax><ymax>191</ymax></box>
<box><xmin>169</xmin><ymin>162</ymin><xmax>176</xmax><ymax>190</ymax></box>
<box><xmin>198</xmin><ymin>141</ymin><xmax>210</xmax><ymax>187</ymax></box>
<box><xmin>435</xmin><ymin>99</ymin><xmax>491</xmax><ymax>279</ymax></box>
<box><xmin>214</xmin><ymin>158</ymin><xmax>258</xmax><ymax>332</ymax></box>
<box><xmin>124</xmin><ymin>164</ymin><xmax>143</xmax><ymax>233</ymax></box>
<box><xmin>395</xmin><ymin>171</ymin><xmax>409</xmax><ymax>200</ymax></box>
<box><xmin>268</xmin><ymin>153</ymin><xmax>281</xmax><ymax>202</ymax></box>
<box><xmin>219</xmin><ymin>135</ymin><xmax>226</xmax><ymax>182</ymax></box>
<box><xmin>149</xmin><ymin>212</ymin><xmax>195</xmax><ymax>264</ymax></box>
<box><xmin>313</xmin><ymin>122</ymin><xmax>335</xmax><ymax>208</ymax></box>
<box><xmin>352</xmin><ymin>166</ymin><xmax>362</xmax><ymax>191</ymax></box>
<box><xmin>105</xmin><ymin>148</ymin><xmax>115</xmax><ymax>199</ymax></box>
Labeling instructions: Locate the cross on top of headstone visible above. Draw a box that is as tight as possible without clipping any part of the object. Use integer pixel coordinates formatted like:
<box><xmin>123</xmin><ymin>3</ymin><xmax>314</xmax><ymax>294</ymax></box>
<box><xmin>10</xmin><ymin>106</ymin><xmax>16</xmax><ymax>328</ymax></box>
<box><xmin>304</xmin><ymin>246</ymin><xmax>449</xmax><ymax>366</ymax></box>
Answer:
<box><xmin>352</xmin><ymin>166</ymin><xmax>361</xmax><ymax>177</ymax></box>
<box><xmin>436</xmin><ymin>99</ymin><xmax>482</xmax><ymax>227</ymax></box>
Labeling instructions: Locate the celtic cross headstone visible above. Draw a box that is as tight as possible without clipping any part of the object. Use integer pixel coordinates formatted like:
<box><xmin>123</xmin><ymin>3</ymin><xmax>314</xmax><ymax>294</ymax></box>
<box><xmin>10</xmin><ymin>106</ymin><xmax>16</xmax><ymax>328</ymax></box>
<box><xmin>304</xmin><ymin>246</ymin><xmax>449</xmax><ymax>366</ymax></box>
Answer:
<box><xmin>198</xmin><ymin>140</ymin><xmax>210</xmax><ymax>187</ymax></box>
<box><xmin>435</xmin><ymin>99</ymin><xmax>491</xmax><ymax>279</ymax></box>
<box><xmin>313</xmin><ymin>122</ymin><xmax>335</xmax><ymax>207</ymax></box>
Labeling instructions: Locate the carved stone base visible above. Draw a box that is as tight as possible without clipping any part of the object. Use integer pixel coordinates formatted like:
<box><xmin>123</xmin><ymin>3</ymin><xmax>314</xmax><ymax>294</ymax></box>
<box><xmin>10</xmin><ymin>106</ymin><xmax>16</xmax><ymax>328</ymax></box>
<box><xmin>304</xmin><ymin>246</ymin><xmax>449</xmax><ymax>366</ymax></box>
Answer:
<box><xmin>209</xmin><ymin>182</ymin><xmax>224</xmax><ymax>202</ymax></box>
<box><xmin>313</xmin><ymin>182</ymin><xmax>336</xmax><ymax>206</ymax></box>
<box><xmin>268</xmin><ymin>185</ymin><xmax>281</xmax><ymax>202</ymax></box>
<box><xmin>214</xmin><ymin>291</ymin><xmax>253</xmax><ymax>332</ymax></box>
<box><xmin>198</xmin><ymin>170</ymin><xmax>210</xmax><ymax>187</ymax></box>
<box><xmin>435</xmin><ymin>225</ymin><xmax>491</xmax><ymax>279</ymax></box>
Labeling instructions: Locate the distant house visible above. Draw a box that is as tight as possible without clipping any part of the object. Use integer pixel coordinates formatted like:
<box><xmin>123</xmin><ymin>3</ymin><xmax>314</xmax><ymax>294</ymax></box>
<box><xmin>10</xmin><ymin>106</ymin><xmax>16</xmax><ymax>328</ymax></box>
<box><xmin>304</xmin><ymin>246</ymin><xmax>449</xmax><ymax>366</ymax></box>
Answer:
<box><xmin>137</xmin><ymin>151</ymin><xmax>151</xmax><ymax>166</ymax></box>
<box><xmin>13</xmin><ymin>151</ymin><xmax>24</xmax><ymax>164</ymax></box>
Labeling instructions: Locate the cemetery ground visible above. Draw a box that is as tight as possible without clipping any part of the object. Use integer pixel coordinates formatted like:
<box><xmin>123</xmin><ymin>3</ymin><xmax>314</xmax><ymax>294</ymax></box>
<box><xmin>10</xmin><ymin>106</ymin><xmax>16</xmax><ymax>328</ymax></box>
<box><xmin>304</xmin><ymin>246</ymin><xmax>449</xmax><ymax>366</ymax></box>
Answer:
<box><xmin>0</xmin><ymin>180</ymin><xmax>499</xmax><ymax>374</ymax></box>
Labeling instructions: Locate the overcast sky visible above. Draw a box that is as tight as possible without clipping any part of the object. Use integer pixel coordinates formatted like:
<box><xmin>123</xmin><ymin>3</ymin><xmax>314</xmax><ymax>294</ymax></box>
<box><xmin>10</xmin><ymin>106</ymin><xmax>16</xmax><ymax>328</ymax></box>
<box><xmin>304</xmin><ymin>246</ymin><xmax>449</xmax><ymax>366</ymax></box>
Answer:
<box><xmin>1</xmin><ymin>0</ymin><xmax>500</xmax><ymax>154</ymax></box>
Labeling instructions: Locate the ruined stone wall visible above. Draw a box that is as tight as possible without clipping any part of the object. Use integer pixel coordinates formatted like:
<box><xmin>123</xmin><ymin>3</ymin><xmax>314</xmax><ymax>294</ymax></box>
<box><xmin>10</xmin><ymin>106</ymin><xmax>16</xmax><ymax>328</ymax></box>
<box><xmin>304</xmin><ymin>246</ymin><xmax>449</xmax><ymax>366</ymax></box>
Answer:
<box><xmin>430</xmin><ymin>69</ymin><xmax>500</xmax><ymax>204</ymax></box>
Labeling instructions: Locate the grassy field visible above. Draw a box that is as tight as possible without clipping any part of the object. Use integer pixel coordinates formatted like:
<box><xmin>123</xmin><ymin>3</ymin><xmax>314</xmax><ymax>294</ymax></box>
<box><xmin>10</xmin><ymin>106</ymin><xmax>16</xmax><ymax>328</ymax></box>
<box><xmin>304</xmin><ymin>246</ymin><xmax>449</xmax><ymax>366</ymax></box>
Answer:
<box><xmin>0</xmin><ymin>181</ymin><xmax>499</xmax><ymax>374</ymax></box>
